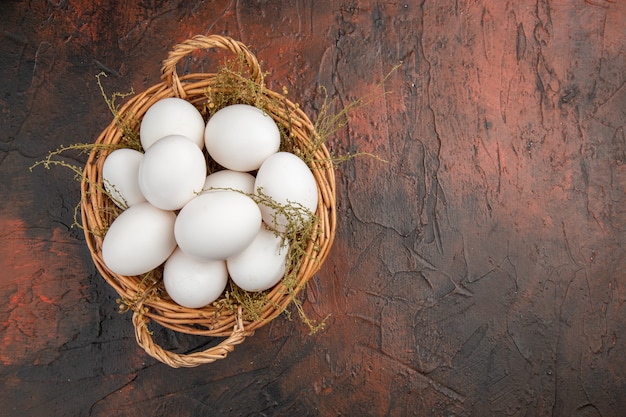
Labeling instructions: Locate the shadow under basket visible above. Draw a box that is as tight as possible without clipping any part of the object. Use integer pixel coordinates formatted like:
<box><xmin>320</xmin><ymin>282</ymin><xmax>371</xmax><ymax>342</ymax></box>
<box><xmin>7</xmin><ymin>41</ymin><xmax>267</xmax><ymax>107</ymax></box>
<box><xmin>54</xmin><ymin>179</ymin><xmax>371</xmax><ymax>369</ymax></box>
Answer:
<box><xmin>80</xmin><ymin>34</ymin><xmax>337</xmax><ymax>368</ymax></box>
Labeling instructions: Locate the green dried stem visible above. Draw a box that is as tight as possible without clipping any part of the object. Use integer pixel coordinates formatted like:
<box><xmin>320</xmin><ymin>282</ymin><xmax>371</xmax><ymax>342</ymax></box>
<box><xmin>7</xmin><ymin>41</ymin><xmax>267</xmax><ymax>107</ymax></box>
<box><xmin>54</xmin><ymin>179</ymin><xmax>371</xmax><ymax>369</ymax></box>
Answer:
<box><xmin>117</xmin><ymin>268</ymin><xmax>163</xmax><ymax>314</ymax></box>
<box><xmin>310</xmin><ymin>62</ymin><xmax>403</xmax><ymax>166</ymax></box>
<box><xmin>29</xmin><ymin>143</ymin><xmax>121</xmax><ymax>230</ymax></box>
<box><xmin>31</xmin><ymin>72</ymin><xmax>137</xmax><ymax>229</ymax></box>
<box><xmin>96</xmin><ymin>72</ymin><xmax>141</xmax><ymax>149</ymax></box>
<box><xmin>202</xmin><ymin>55</ymin><xmax>270</xmax><ymax>116</ymax></box>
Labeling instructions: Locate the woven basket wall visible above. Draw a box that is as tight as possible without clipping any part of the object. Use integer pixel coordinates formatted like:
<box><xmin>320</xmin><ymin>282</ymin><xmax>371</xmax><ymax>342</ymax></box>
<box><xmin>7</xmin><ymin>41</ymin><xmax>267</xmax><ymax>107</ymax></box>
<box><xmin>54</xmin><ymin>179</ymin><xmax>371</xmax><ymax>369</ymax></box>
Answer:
<box><xmin>80</xmin><ymin>34</ymin><xmax>336</xmax><ymax>368</ymax></box>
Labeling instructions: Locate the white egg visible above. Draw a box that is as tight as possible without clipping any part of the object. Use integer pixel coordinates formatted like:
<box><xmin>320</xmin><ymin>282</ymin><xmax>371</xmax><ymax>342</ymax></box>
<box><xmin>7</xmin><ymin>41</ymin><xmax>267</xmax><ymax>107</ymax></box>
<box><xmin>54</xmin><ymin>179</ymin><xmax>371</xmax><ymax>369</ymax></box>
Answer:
<box><xmin>204</xmin><ymin>104</ymin><xmax>280</xmax><ymax>172</ymax></box>
<box><xmin>254</xmin><ymin>152</ymin><xmax>318</xmax><ymax>232</ymax></box>
<box><xmin>175</xmin><ymin>190</ymin><xmax>262</xmax><ymax>260</ymax></box>
<box><xmin>140</xmin><ymin>97</ymin><xmax>206</xmax><ymax>150</ymax></box>
<box><xmin>138</xmin><ymin>134</ymin><xmax>207</xmax><ymax>211</ymax></box>
<box><xmin>102</xmin><ymin>202</ymin><xmax>177</xmax><ymax>276</ymax></box>
<box><xmin>163</xmin><ymin>247</ymin><xmax>228</xmax><ymax>308</ymax></box>
<box><xmin>201</xmin><ymin>170</ymin><xmax>256</xmax><ymax>195</ymax></box>
<box><xmin>227</xmin><ymin>227</ymin><xmax>289</xmax><ymax>292</ymax></box>
<box><xmin>102</xmin><ymin>148</ymin><xmax>147</xmax><ymax>208</ymax></box>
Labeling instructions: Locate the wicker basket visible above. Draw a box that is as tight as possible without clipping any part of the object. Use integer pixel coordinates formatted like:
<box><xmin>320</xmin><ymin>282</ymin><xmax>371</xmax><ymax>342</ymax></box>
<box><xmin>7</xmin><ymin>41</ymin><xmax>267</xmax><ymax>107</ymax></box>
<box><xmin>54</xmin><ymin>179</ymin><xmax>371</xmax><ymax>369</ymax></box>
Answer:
<box><xmin>80</xmin><ymin>35</ymin><xmax>336</xmax><ymax>368</ymax></box>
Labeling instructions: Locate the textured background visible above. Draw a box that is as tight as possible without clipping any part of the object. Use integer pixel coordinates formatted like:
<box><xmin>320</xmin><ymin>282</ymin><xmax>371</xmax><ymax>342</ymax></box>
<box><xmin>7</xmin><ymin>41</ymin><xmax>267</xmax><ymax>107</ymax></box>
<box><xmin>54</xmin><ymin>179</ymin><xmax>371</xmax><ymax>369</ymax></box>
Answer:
<box><xmin>1</xmin><ymin>1</ymin><xmax>625</xmax><ymax>416</ymax></box>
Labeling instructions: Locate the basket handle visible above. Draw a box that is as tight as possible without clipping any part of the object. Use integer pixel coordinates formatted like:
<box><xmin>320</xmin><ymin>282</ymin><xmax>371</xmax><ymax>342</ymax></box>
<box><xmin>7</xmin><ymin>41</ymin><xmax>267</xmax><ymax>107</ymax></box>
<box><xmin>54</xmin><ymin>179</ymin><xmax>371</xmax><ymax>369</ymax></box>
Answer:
<box><xmin>132</xmin><ymin>306</ymin><xmax>255</xmax><ymax>368</ymax></box>
<box><xmin>160</xmin><ymin>34</ymin><xmax>263</xmax><ymax>99</ymax></box>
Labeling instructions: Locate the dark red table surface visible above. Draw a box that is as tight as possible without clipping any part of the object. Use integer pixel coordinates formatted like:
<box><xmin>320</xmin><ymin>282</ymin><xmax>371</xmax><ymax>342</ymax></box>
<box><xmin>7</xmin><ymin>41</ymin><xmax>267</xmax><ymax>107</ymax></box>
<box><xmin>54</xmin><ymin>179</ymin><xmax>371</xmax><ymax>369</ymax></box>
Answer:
<box><xmin>1</xmin><ymin>1</ymin><xmax>625</xmax><ymax>416</ymax></box>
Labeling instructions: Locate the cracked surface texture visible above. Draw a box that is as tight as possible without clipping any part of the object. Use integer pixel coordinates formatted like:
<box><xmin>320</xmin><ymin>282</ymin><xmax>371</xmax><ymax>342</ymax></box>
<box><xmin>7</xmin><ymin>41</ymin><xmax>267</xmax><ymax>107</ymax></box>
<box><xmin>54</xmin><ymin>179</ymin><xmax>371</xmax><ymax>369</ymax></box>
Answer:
<box><xmin>1</xmin><ymin>0</ymin><xmax>625</xmax><ymax>416</ymax></box>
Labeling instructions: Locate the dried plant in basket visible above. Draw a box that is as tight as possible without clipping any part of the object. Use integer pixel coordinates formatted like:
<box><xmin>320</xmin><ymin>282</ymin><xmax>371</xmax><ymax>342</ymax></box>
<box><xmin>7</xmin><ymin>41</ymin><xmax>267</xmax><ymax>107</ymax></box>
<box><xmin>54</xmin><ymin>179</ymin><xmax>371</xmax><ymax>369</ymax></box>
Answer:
<box><xmin>80</xmin><ymin>35</ymin><xmax>336</xmax><ymax>368</ymax></box>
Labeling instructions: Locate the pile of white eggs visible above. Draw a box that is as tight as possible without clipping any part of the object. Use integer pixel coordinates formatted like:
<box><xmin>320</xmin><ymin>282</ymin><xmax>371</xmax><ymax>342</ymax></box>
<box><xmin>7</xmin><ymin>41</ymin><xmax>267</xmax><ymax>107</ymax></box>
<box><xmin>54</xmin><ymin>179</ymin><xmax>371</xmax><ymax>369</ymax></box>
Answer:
<box><xmin>100</xmin><ymin>97</ymin><xmax>318</xmax><ymax>309</ymax></box>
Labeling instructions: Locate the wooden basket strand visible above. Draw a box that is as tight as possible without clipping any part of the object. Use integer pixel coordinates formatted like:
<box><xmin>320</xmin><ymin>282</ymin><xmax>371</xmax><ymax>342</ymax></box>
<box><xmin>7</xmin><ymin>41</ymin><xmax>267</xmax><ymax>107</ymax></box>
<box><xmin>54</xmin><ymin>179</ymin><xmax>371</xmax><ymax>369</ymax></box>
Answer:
<box><xmin>160</xmin><ymin>34</ymin><xmax>263</xmax><ymax>99</ymax></box>
<box><xmin>133</xmin><ymin>306</ymin><xmax>253</xmax><ymax>368</ymax></box>
<box><xmin>81</xmin><ymin>34</ymin><xmax>336</xmax><ymax>368</ymax></box>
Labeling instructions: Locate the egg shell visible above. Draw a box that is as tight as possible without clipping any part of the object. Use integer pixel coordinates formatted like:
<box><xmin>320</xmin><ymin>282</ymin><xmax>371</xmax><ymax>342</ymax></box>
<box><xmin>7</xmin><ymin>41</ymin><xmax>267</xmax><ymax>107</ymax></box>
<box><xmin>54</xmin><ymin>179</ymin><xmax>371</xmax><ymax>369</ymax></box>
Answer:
<box><xmin>175</xmin><ymin>190</ymin><xmax>262</xmax><ymax>260</ymax></box>
<box><xmin>102</xmin><ymin>148</ymin><xmax>147</xmax><ymax>208</ymax></box>
<box><xmin>254</xmin><ymin>151</ymin><xmax>319</xmax><ymax>232</ymax></box>
<box><xmin>102</xmin><ymin>202</ymin><xmax>177</xmax><ymax>276</ymax></box>
<box><xmin>204</xmin><ymin>104</ymin><xmax>280</xmax><ymax>172</ymax></box>
<box><xmin>201</xmin><ymin>170</ymin><xmax>256</xmax><ymax>195</ymax></box>
<box><xmin>138</xmin><ymin>134</ymin><xmax>207</xmax><ymax>211</ymax></box>
<box><xmin>139</xmin><ymin>97</ymin><xmax>206</xmax><ymax>150</ymax></box>
<box><xmin>227</xmin><ymin>226</ymin><xmax>289</xmax><ymax>292</ymax></box>
<box><xmin>163</xmin><ymin>247</ymin><xmax>228</xmax><ymax>308</ymax></box>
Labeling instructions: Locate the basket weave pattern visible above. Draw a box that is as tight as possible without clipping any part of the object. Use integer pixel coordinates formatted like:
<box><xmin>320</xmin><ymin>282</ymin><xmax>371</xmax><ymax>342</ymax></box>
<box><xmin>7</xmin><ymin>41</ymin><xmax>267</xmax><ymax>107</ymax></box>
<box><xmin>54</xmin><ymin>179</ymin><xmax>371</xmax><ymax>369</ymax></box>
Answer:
<box><xmin>80</xmin><ymin>35</ymin><xmax>336</xmax><ymax>368</ymax></box>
